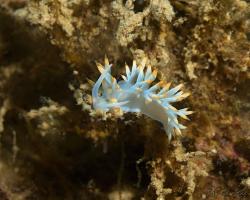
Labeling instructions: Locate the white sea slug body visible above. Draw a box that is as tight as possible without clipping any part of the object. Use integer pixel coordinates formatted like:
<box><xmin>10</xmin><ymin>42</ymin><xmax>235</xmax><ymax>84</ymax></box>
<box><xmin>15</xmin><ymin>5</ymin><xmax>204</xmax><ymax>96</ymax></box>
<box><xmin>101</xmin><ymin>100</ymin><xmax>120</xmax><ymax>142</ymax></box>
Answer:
<box><xmin>92</xmin><ymin>57</ymin><xmax>192</xmax><ymax>140</ymax></box>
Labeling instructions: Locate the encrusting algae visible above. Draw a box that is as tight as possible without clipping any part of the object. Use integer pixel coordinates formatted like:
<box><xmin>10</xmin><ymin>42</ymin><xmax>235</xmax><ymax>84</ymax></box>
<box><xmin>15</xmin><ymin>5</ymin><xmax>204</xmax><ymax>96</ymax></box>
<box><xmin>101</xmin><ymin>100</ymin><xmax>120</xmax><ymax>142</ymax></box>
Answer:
<box><xmin>0</xmin><ymin>0</ymin><xmax>249</xmax><ymax>199</ymax></box>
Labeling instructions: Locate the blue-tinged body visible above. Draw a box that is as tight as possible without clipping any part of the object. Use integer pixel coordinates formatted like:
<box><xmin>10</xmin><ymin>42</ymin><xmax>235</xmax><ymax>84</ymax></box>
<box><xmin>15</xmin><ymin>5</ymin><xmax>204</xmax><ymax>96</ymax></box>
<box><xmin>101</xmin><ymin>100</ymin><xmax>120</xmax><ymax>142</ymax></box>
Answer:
<box><xmin>92</xmin><ymin>58</ymin><xmax>192</xmax><ymax>140</ymax></box>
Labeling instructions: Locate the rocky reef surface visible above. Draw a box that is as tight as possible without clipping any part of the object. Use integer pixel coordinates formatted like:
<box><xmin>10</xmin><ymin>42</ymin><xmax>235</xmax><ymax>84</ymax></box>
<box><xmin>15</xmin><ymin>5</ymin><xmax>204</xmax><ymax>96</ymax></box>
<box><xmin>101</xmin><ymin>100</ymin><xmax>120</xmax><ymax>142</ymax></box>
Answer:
<box><xmin>0</xmin><ymin>0</ymin><xmax>249</xmax><ymax>199</ymax></box>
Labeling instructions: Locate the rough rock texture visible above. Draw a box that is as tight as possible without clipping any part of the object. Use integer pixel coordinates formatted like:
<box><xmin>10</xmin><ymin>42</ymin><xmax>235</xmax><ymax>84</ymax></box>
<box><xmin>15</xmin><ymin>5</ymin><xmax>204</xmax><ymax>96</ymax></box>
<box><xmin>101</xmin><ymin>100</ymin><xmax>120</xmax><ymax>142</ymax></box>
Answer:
<box><xmin>0</xmin><ymin>0</ymin><xmax>249</xmax><ymax>199</ymax></box>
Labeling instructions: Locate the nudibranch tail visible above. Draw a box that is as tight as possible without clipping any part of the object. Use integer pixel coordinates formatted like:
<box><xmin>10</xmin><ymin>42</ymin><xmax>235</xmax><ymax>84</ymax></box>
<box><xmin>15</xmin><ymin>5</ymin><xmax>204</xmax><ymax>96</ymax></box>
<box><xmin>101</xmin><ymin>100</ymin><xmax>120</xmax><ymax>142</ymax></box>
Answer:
<box><xmin>91</xmin><ymin>57</ymin><xmax>192</xmax><ymax>140</ymax></box>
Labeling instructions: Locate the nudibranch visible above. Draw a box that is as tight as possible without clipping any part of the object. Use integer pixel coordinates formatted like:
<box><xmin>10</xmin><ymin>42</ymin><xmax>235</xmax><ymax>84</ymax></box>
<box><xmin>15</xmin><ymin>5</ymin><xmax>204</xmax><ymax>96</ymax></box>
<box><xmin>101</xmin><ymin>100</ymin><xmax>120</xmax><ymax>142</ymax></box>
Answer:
<box><xmin>92</xmin><ymin>57</ymin><xmax>193</xmax><ymax>140</ymax></box>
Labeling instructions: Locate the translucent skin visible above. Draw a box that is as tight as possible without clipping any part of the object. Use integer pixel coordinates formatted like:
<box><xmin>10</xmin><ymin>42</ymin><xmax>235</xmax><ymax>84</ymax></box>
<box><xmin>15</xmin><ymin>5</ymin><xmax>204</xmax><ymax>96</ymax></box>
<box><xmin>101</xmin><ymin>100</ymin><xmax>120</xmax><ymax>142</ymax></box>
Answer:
<box><xmin>92</xmin><ymin>59</ymin><xmax>192</xmax><ymax>140</ymax></box>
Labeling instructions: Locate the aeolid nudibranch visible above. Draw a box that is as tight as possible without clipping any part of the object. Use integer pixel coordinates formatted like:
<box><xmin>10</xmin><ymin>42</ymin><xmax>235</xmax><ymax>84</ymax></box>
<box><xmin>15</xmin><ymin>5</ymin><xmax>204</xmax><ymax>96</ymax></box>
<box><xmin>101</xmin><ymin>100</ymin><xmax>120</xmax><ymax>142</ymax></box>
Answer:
<box><xmin>92</xmin><ymin>57</ymin><xmax>193</xmax><ymax>140</ymax></box>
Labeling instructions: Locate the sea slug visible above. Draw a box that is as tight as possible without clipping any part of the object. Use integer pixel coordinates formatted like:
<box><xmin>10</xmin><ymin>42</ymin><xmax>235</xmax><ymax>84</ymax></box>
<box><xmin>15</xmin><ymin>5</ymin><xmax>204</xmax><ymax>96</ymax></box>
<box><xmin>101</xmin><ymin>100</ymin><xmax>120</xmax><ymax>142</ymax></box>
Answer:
<box><xmin>92</xmin><ymin>57</ymin><xmax>192</xmax><ymax>140</ymax></box>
